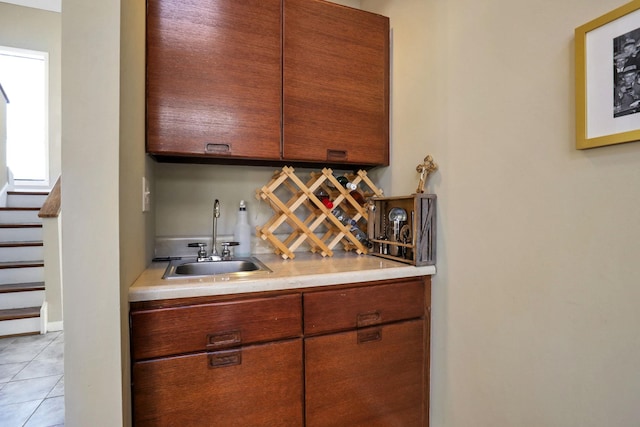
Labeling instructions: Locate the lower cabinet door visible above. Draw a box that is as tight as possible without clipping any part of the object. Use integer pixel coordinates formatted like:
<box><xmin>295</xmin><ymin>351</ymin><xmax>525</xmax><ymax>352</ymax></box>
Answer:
<box><xmin>305</xmin><ymin>320</ymin><xmax>425</xmax><ymax>427</ymax></box>
<box><xmin>133</xmin><ymin>339</ymin><xmax>303</xmax><ymax>426</ymax></box>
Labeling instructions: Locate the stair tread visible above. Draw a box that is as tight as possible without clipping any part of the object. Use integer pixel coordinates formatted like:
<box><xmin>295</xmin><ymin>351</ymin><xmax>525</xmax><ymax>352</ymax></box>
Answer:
<box><xmin>0</xmin><ymin>241</ymin><xmax>43</xmax><ymax>248</ymax></box>
<box><xmin>0</xmin><ymin>207</ymin><xmax>41</xmax><ymax>211</ymax></box>
<box><xmin>0</xmin><ymin>306</ymin><xmax>40</xmax><ymax>321</ymax></box>
<box><xmin>7</xmin><ymin>190</ymin><xmax>49</xmax><ymax>195</ymax></box>
<box><xmin>0</xmin><ymin>261</ymin><xmax>44</xmax><ymax>269</ymax></box>
<box><xmin>0</xmin><ymin>223</ymin><xmax>43</xmax><ymax>228</ymax></box>
<box><xmin>0</xmin><ymin>282</ymin><xmax>45</xmax><ymax>293</ymax></box>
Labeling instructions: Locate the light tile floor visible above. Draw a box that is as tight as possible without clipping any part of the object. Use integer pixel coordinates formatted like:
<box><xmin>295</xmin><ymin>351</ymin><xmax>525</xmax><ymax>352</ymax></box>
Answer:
<box><xmin>0</xmin><ymin>331</ymin><xmax>64</xmax><ymax>427</ymax></box>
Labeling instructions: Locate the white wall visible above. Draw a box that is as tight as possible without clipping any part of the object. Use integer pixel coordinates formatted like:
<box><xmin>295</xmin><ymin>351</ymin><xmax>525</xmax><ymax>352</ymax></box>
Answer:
<box><xmin>363</xmin><ymin>0</ymin><xmax>640</xmax><ymax>426</ymax></box>
<box><xmin>61</xmin><ymin>0</ymin><xmax>123</xmax><ymax>425</ymax></box>
<box><xmin>0</xmin><ymin>84</ymin><xmax>7</xmax><ymax>190</ymax></box>
<box><xmin>119</xmin><ymin>0</ymin><xmax>154</xmax><ymax>423</ymax></box>
<box><xmin>0</xmin><ymin>2</ymin><xmax>61</xmax><ymax>185</ymax></box>
<box><xmin>61</xmin><ymin>0</ymin><xmax>640</xmax><ymax>425</ymax></box>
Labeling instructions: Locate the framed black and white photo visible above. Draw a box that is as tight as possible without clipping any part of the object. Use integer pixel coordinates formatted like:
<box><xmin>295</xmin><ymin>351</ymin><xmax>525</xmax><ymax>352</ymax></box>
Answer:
<box><xmin>576</xmin><ymin>0</ymin><xmax>640</xmax><ymax>149</ymax></box>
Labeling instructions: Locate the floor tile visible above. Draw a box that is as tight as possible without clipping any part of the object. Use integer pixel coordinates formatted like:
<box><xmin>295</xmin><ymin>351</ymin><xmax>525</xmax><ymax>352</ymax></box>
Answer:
<box><xmin>36</xmin><ymin>340</ymin><xmax>64</xmax><ymax>362</ymax></box>
<box><xmin>0</xmin><ymin>399</ymin><xmax>41</xmax><ymax>427</ymax></box>
<box><xmin>0</xmin><ymin>375</ymin><xmax>60</xmax><ymax>406</ymax></box>
<box><xmin>0</xmin><ymin>361</ymin><xmax>27</xmax><ymax>383</ymax></box>
<box><xmin>17</xmin><ymin>332</ymin><xmax>60</xmax><ymax>344</ymax></box>
<box><xmin>0</xmin><ymin>331</ymin><xmax>64</xmax><ymax>425</ymax></box>
<box><xmin>14</xmin><ymin>357</ymin><xmax>63</xmax><ymax>381</ymax></box>
<box><xmin>47</xmin><ymin>376</ymin><xmax>64</xmax><ymax>398</ymax></box>
<box><xmin>0</xmin><ymin>336</ymin><xmax>17</xmax><ymax>351</ymax></box>
<box><xmin>0</xmin><ymin>342</ymin><xmax>48</xmax><ymax>364</ymax></box>
<box><xmin>24</xmin><ymin>396</ymin><xmax>65</xmax><ymax>427</ymax></box>
<box><xmin>51</xmin><ymin>332</ymin><xmax>64</xmax><ymax>344</ymax></box>
<box><xmin>9</xmin><ymin>333</ymin><xmax>57</xmax><ymax>350</ymax></box>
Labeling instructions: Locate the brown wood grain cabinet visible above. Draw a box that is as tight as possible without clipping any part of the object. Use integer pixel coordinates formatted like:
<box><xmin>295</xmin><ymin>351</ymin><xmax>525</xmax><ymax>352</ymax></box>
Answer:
<box><xmin>130</xmin><ymin>277</ymin><xmax>430</xmax><ymax>426</ymax></box>
<box><xmin>146</xmin><ymin>0</ymin><xmax>282</xmax><ymax>161</ymax></box>
<box><xmin>283</xmin><ymin>0</ymin><xmax>390</xmax><ymax>166</ymax></box>
<box><xmin>303</xmin><ymin>278</ymin><xmax>429</xmax><ymax>426</ymax></box>
<box><xmin>130</xmin><ymin>294</ymin><xmax>304</xmax><ymax>426</ymax></box>
<box><xmin>133</xmin><ymin>340</ymin><xmax>303</xmax><ymax>426</ymax></box>
<box><xmin>146</xmin><ymin>0</ymin><xmax>389</xmax><ymax>167</ymax></box>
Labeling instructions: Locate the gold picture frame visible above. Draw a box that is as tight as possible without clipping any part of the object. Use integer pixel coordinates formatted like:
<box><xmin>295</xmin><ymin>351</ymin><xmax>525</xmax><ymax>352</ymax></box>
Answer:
<box><xmin>576</xmin><ymin>0</ymin><xmax>640</xmax><ymax>149</ymax></box>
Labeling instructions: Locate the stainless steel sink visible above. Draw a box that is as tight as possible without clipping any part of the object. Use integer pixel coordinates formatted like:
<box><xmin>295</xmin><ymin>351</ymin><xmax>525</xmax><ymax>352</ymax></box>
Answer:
<box><xmin>162</xmin><ymin>257</ymin><xmax>272</xmax><ymax>279</ymax></box>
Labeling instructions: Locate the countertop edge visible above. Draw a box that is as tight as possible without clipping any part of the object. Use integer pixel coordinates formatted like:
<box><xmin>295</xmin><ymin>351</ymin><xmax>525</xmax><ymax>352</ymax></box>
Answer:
<box><xmin>129</xmin><ymin>253</ymin><xmax>436</xmax><ymax>302</ymax></box>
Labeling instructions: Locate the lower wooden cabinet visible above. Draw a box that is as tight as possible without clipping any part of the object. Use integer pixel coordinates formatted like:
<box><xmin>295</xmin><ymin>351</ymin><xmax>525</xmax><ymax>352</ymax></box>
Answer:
<box><xmin>130</xmin><ymin>277</ymin><xmax>431</xmax><ymax>426</ymax></box>
<box><xmin>132</xmin><ymin>339</ymin><xmax>303</xmax><ymax>426</ymax></box>
<box><xmin>305</xmin><ymin>320</ymin><xmax>425</xmax><ymax>427</ymax></box>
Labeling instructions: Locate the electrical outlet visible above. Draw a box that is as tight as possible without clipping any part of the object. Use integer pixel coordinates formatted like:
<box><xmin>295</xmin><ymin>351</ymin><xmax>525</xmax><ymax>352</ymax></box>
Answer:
<box><xmin>142</xmin><ymin>177</ymin><xmax>151</xmax><ymax>212</ymax></box>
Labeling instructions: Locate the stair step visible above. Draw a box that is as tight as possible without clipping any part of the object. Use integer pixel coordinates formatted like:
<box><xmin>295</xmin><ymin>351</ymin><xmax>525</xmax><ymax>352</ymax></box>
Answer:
<box><xmin>0</xmin><ymin>306</ymin><xmax>42</xmax><ymax>337</ymax></box>
<box><xmin>0</xmin><ymin>189</ymin><xmax>50</xmax><ymax>337</ymax></box>
<box><xmin>0</xmin><ymin>306</ymin><xmax>40</xmax><ymax>321</ymax></box>
<box><xmin>0</xmin><ymin>282</ymin><xmax>45</xmax><ymax>310</ymax></box>
<box><xmin>7</xmin><ymin>191</ymin><xmax>49</xmax><ymax>194</ymax></box>
<box><xmin>0</xmin><ymin>241</ymin><xmax>43</xmax><ymax>248</ymax></box>
<box><xmin>7</xmin><ymin>192</ymin><xmax>49</xmax><ymax>196</ymax></box>
<box><xmin>0</xmin><ymin>242</ymin><xmax>44</xmax><ymax>263</ymax></box>
<box><xmin>0</xmin><ymin>208</ymin><xmax>42</xmax><ymax>224</ymax></box>
<box><xmin>0</xmin><ymin>224</ymin><xmax>43</xmax><ymax>242</ymax></box>
<box><xmin>0</xmin><ymin>261</ymin><xmax>45</xmax><ymax>269</ymax></box>
<box><xmin>7</xmin><ymin>191</ymin><xmax>49</xmax><ymax>195</ymax></box>
<box><xmin>0</xmin><ymin>262</ymin><xmax>44</xmax><ymax>285</ymax></box>
<box><xmin>6</xmin><ymin>191</ymin><xmax>49</xmax><ymax>208</ymax></box>
<box><xmin>0</xmin><ymin>281</ymin><xmax>45</xmax><ymax>293</ymax></box>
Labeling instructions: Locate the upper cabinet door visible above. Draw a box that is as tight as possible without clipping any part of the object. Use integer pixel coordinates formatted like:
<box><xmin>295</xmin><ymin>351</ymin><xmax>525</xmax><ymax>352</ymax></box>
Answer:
<box><xmin>146</xmin><ymin>0</ymin><xmax>282</xmax><ymax>160</ymax></box>
<box><xmin>283</xmin><ymin>0</ymin><xmax>390</xmax><ymax>167</ymax></box>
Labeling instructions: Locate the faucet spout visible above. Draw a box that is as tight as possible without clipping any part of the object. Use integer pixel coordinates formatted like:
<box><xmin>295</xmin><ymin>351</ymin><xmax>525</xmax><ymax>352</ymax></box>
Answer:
<box><xmin>211</xmin><ymin>199</ymin><xmax>220</xmax><ymax>258</ymax></box>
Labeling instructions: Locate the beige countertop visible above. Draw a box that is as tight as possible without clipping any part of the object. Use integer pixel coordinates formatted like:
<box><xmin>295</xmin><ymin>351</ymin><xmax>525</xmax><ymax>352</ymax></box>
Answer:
<box><xmin>129</xmin><ymin>252</ymin><xmax>436</xmax><ymax>302</ymax></box>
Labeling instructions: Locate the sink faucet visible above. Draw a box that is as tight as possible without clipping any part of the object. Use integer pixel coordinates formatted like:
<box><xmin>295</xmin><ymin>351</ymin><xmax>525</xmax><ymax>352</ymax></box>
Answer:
<box><xmin>188</xmin><ymin>199</ymin><xmax>239</xmax><ymax>262</ymax></box>
<box><xmin>211</xmin><ymin>199</ymin><xmax>221</xmax><ymax>259</ymax></box>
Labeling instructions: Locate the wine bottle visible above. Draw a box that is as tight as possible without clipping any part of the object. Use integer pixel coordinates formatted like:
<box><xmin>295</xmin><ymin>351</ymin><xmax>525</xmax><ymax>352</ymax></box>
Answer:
<box><xmin>330</xmin><ymin>206</ymin><xmax>369</xmax><ymax>246</ymax></box>
<box><xmin>336</xmin><ymin>176</ymin><xmax>365</xmax><ymax>204</ymax></box>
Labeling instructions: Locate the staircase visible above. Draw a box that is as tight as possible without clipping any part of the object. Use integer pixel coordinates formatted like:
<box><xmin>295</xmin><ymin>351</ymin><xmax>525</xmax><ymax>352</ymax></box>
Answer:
<box><xmin>0</xmin><ymin>189</ymin><xmax>49</xmax><ymax>337</ymax></box>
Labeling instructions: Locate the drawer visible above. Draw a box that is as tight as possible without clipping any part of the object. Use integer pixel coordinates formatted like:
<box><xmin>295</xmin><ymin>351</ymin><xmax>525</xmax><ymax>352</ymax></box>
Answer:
<box><xmin>303</xmin><ymin>278</ymin><xmax>425</xmax><ymax>335</ymax></box>
<box><xmin>305</xmin><ymin>320</ymin><xmax>425</xmax><ymax>426</ymax></box>
<box><xmin>133</xmin><ymin>339</ymin><xmax>303</xmax><ymax>426</ymax></box>
<box><xmin>131</xmin><ymin>293</ymin><xmax>302</xmax><ymax>360</ymax></box>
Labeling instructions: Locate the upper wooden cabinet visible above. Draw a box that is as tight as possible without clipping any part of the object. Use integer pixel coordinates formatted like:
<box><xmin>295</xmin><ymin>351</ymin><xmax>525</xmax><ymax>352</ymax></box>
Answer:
<box><xmin>146</xmin><ymin>0</ymin><xmax>282</xmax><ymax>160</ymax></box>
<box><xmin>146</xmin><ymin>0</ymin><xmax>390</xmax><ymax>168</ymax></box>
<box><xmin>283</xmin><ymin>0</ymin><xmax>390</xmax><ymax>166</ymax></box>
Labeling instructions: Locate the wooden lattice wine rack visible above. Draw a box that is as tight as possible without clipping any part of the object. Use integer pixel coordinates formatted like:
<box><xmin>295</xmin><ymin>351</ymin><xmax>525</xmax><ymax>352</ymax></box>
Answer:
<box><xmin>256</xmin><ymin>166</ymin><xmax>384</xmax><ymax>259</ymax></box>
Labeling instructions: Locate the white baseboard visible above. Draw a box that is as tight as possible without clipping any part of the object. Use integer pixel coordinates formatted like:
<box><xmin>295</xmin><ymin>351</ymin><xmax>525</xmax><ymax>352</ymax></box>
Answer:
<box><xmin>40</xmin><ymin>301</ymin><xmax>48</xmax><ymax>334</ymax></box>
<box><xmin>0</xmin><ymin>182</ymin><xmax>8</xmax><ymax>207</ymax></box>
<box><xmin>47</xmin><ymin>320</ymin><xmax>64</xmax><ymax>332</ymax></box>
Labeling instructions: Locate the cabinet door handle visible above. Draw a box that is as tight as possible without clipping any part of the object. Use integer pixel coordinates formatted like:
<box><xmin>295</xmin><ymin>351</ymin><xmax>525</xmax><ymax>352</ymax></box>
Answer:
<box><xmin>205</xmin><ymin>143</ymin><xmax>231</xmax><ymax>153</ymax></box>
<box><xmin>207</xmin><ymin>330</ymin><xmax>241</xmax><ymax>349</ymax></box>
<box><xmin>357</xmin><ymin>328</ymin><xmax>382</xmax><ymax>344</ymax></box>
<box><xmin>208</xmin><ymin>350</ymin><xmax>242</xmax><ymax>368</ymax></box>
<box><xmin>327</xmin><ymin>149</ymin><xmax>347</xmax><ymax>161</ymax></box>
<box><xmin>356</xmin><ymin>311</ymin><xmax>381</xmax><ymax>327</ymax></box>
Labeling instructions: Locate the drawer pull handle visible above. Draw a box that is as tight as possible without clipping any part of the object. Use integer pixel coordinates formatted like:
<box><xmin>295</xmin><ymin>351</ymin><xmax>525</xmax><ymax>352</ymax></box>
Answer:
<box><xmin>356</xmin><ymin>311</ymin><xmax>381</xmax><ymax>327</ymax></box>
<box><xmin>327</xmin><ymin>149</ymin><xmax>348</xmax><ymax>161</ymax></box>
<box><xmin>205</xmin><ymin>143</ymin><xmax>231</xmax><ymax>153</ymax></box>
<box><xmin>358</xmin><ymin>328</ymin><xmax>382</xmax><ymax>344</ymax></box>
<box><xmin>207</xmin><ymin>330</ymin><xmax>241</xmax><ymax>349</ymax></box>
<box><xmin>209</xmin><ymin>350</ymin><xmax>242</xmax><ymax>368</ymax></box>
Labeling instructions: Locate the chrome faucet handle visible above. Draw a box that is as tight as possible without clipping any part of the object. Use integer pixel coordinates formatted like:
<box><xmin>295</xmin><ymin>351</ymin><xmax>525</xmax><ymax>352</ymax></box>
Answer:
<box><xmin>187</xmin><ymin>242</ymin><xmax>208</xmax><ymax>261</ymax></box>
<box><xmin>220</xmin><ymin>241</ymin><xmax>239</xmax><ymax>260</ymax></box>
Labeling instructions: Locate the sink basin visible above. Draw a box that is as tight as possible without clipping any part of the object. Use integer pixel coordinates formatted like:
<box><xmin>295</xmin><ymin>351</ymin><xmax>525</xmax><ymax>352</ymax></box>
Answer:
<box><xmin>162</xmin><ymin>257</ymin><xmax>272</xmax><ymax>279</ymax></box>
